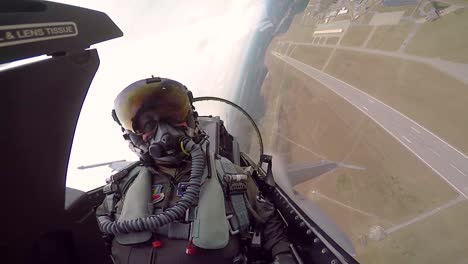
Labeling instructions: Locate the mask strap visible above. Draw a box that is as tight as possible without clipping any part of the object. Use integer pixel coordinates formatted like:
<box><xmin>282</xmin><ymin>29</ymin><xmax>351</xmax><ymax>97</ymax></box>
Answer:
<box><xmin>175</xmin><ymin>121</ymin><xmax>188</xmax><ymax>127</ymax></box>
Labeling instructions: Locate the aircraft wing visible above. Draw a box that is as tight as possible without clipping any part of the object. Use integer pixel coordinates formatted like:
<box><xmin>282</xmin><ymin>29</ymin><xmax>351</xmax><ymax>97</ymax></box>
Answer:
<box><xmin>108</xmin><ymin>161</ymin><xmax>135</xmax><ymax>171</ymax></box>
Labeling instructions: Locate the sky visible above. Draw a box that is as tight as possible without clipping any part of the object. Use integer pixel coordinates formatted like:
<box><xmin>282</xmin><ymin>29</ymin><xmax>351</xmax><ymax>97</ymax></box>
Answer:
<box><xmin>54</xmin><ymin>0</ymin><xmax>267</xmax><ymax>191</ymax></box>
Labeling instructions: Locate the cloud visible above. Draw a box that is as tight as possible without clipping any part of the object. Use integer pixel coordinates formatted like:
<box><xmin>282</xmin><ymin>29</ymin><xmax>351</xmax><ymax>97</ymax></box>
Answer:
<box><xmin>57</xmin><ymin>0</ymin><xmax>265</xmax><ymax>190</ymax></box>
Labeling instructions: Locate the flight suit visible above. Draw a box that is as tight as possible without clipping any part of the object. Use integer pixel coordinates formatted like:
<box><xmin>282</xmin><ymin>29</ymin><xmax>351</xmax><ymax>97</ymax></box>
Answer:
<box><xmin>96</xmin><ymin>162</ymin><xmax>290</xmax><ymax>264</ymax></box>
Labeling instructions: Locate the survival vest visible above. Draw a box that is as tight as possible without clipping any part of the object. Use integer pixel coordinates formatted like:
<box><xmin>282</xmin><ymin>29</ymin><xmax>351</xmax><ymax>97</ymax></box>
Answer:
<box><xmin>97</xmin><ymin>142</ymin><xmax>261</xmax><ymax>249</ymax></box>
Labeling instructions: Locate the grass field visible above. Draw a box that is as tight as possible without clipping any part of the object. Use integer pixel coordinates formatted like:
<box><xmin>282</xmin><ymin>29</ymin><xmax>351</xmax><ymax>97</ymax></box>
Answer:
<box><xmin>260</xmin><ymin>44</ymin><xmax>288</xmax><ymax>152</ymax></box>
<box><xmin>426</xmin><ymin>1</ymin><xmax>450</xmax><ymax>12</ymax></box>
<box><xmin>326</xmin><ymin>37</ymin><xmax>340</xmax><ymax>45</ymax></box>
<box><xmin>324</xmin><ymin>49</ymin><xmax>468</xmax><ymax>155</ymax></box>
<box><xmin>290</xmin><ymin>45</ymin><xmax>333</xmax><ymax>69</ymax></box>
<box><xmin>258</xmin><ymin>7</ymin><xmax>468</xmax><ymax>263</ymax></box>
<box><xmin>366</xmin><ymin>22</ymin><xmax>413</xmax><ymax>51</ymax></box>
<box><xmin>406</xmin><ymin>8</ymin><xmax>468</xmax><ymax>63</ymax></box>
<box><xmin>278</xmin><ymin>43</ymin><xmax>288</xmax><ymax>54</ymax></box>
<box><xmin>283</xmin><ymin>22</ymin><xmax>312</xmax><ymax>42</ymax></box>
<box><xmin>374</xmin><ymin>4</ymin><xmax>417</xmax><ymax>16</ymax></box>
<box><xmin>317</xmin><ymin>0</ymin><xmax>335</xmax><ymax>13</ymax></box>
<box><xmin>319</xmin><ymin>37</ymin><xmax>327</xmax><ymax>44</ymax></box>
<box><xmin>357</xmin><ymin>201</ymin><xmax>468</xmax><ymax>264</ymax></box>
<box><xmin>286</xmin><ymin>44</ymin><xmax>296</xmax><ymax>56</ymax></box>
<box><xmin>357</xmin><ymin>13</ymin><xmax>374</xmax><ymax>24</ymax></box>
<box><xmin>260</xmin><ymin>52</ymin><xmax>463</xmax><ymax>263</ymax></box>
<box><xmin>258</xmin><ymin>54</ymin><xmax>461</xmax><ymax>261</ymax></box>
<box><xmin>264</xmin><ymin>54</ymin><xmax>457</xmax><ymax>219</ymax></box>
<box><xmin>334</xmin><ymin>14</ymin><xmax>352</xmax><ymax>21</ymax></box>
<box><xmin>340</xmin><ymin>26</ymin><xmax>373</xmax><ymax>47</ymax></box>
<box><xmin>442</xmin><ymin>0</ymin><xmax>468</xmax><ymax>4</ymax></box>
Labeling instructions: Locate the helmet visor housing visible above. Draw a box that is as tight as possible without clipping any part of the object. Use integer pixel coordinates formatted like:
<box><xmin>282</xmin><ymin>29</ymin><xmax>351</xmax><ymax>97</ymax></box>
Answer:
<box><xmin>114</xmin><ymin>78</ymin><xmax>191</xmax><ymax>133</ymax></box>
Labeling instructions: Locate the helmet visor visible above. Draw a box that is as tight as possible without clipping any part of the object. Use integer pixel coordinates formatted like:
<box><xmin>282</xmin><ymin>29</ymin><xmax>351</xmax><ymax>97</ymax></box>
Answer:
<box><xmin>114</xmin><ymin>78</ymin><xmax>191</xmax><ymax>133</ymax></box>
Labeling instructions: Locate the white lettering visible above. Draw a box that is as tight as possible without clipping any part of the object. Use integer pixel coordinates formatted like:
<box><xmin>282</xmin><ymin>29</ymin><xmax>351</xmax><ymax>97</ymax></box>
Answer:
<box><xmin>16</xmin><ymin>30</ymin><xmax>29</xmax><ymax>38</ymax></box>
<box><xmin>15</xmin><ymin>28</ymin><xmax>45</xmax><ymax>39</ymax></box>
<box><xmin>0</xmin><ymin>22</ymin><xmax>78</xmax><ymax>47</ymax></box>
<box><xmin>5</xmin><ymin>31</ymin><xmax>15</xmax><ymax>40</ymax></box>
<box><xmin>44</xmin><ymin>26</ymin><xmax>74</xmax><ymax>35</ymax></box>
<box><xmin>36</xmin><ymin>28</ymin><xmax>45</xmax><ymax>36</ymax></box>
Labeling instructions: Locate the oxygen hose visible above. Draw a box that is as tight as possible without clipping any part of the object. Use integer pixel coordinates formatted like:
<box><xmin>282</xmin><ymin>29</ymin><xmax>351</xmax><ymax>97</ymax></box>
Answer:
<box><xmin>98</xmin><ymin>138</ymin><xmax>204</xmax><ymax>234</ymax></box>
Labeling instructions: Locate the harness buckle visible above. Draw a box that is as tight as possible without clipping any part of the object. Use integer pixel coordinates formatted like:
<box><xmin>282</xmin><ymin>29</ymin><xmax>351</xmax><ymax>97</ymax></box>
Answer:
<box><xmin>228</xmin><ymin>182</ymin><xmax>247</xmax><ymax>194</ymax></box>
<box><xmin>185</xmin><ymin>207</ymin><xmax>196</xmax><ymax>222</ymax></box>
<box><xmin>251</xmin><ymin>230</ymin><xmax>261</xmax><ymax>248</ymax></box>
<box><xmin>226</xmin><ymin>214</ymin><xmax>240</xmax><ymax>235</ymax></box>
<box><xmin>103</xmin><ymin>182</ymin><xmax>118</xmax><ymax>194</ymax></box>
<box><xmin>105</xmin><ymin>169</ymin><xmax>129</xmax><ymax>184</ymax></box>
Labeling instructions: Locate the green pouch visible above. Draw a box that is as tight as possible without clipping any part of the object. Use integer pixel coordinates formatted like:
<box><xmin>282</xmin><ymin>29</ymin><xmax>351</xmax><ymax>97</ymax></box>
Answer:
<box><xmin>115</xmin><ymin>167</ymin><xmax>153</xmax><ymax>245</ymax></box>
<box><xmin>191</xmin><ymin>149</ymin><xmax>230</xmax><ymax>249</ymax></box>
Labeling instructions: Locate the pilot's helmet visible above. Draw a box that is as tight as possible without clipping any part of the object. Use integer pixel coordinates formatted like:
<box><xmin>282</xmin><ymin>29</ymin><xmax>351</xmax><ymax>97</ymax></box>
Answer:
<box><xmin>112</xmin><ymin>77</ymin><xmax>196</xmax><ymax>134</ymax></box>
<box><xmin>112</xmin><ymin>77</ymin><xmax>199</xmax><ymax>164</ymax></box>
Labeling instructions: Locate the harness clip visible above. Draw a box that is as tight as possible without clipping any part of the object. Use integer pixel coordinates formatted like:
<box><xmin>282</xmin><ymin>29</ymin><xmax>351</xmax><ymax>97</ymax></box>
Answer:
<box><xmin>103</xmin><ymin>183</ymin><xmax>118</xmax><ymax>194</ymax></box>
<box><xmin>226</xmin><ymin>214</ymin><xmax>240</xmax><ymax>235</ymax></box>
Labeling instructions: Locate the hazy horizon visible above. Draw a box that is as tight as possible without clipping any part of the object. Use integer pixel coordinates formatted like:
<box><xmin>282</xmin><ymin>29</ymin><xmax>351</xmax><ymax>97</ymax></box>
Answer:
<box><xmin>56</xmin><ymin>0</ymin><xmax>267</xmax><ymax>191</ymax></box>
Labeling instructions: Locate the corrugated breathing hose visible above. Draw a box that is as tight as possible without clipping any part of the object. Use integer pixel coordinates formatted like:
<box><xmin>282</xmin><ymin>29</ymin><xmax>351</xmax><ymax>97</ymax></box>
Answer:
<box><xmin>98</xmin><ymin>138</ymin><xmax>204</xmax><ymax>234</ymax></box>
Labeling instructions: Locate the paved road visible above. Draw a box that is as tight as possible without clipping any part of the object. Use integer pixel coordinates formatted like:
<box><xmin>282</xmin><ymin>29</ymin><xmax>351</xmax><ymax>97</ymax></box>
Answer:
<box><xmin>272</xmin><ymin>51</ymin><xmax>468</xmax><ymax>199</ymax></box>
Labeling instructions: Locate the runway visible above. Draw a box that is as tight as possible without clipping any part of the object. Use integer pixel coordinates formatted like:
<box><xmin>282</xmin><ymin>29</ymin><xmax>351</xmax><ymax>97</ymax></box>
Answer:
<box><xmin>272</xmin><ymin>51</ymin><xmax>468</xmax><ymax>199</ymax></box>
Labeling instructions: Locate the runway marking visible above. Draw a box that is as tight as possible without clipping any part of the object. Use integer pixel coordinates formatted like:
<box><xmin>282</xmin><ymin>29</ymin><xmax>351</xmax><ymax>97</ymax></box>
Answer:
<box><xmin>273</xmin><ymin>53</ymin><xmax>468</xmax><ymax>199</ymax></box>
<box><xmin>402</xmin><ymin>136</ymin><xmax>412</xmax><ymax>143</ymax></box>
<box><xmin>450</xmin><ymin>163</ymin><xmax>467</xmax><ymax>177</ymax></box>
<box><xmin>428</xmin><ymin>148</ymin><xmax>441</xmax><ymax>157</ymax></box>
<box><xmin>362</xmin><ymin>106</ymin><xmax>368</xmax><ymax>111</ymax></box>
<box><xmin>411</xmin><ymin>127</ymin><xmax>420</xmax><ymax>133</ymax></box>
<box><xmin>368</xmin><ymin>99</ymin><xmax>374</xmax><ymax>104</ymax></box>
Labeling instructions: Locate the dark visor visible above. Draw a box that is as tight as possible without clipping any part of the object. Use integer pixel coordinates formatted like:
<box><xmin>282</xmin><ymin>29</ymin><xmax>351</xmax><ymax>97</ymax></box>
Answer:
<box><xmin>113</xmin><ymin>78</ymin><xmax>191</xmax><ymax>133</ymax></box>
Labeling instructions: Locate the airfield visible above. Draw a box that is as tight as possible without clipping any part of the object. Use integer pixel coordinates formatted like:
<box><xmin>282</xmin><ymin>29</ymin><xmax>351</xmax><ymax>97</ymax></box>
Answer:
<box><xmin>244</xmin><ymin>0</ymin><xmax>468</xmax><ymax>263</ymax></box>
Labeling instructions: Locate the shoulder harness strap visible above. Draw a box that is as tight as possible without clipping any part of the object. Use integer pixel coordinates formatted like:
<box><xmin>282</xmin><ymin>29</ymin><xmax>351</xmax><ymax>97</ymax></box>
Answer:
<box><xmin>215</xmin><ymin>157</ymin><xmax>251</xmax><ymax>236</ymax></box>
<box><xmin>102</xmin><ymin>161</ymin><xmax>142</xmax><ymax>216</ymax></box>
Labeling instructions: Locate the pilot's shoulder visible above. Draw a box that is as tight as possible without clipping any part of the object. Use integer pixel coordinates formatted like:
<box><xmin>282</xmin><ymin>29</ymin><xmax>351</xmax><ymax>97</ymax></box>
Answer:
<box><xmin>105</xmin><ymin>161</ymin><xmax>142</xmax><ymax>184</ymax></box>
<box><xmin>216</xmin><ymin>156</ymin><xmax>245</xmax><ymax>174</ymax></box>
